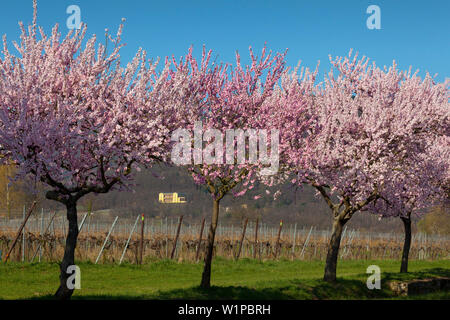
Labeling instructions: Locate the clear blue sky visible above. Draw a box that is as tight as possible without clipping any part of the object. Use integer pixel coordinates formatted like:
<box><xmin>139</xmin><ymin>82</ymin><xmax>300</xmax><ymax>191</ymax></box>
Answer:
<box><xmin>1</xmin><ymin>0</ymin><xmax>449</xmax><ymax>81</ymax></box>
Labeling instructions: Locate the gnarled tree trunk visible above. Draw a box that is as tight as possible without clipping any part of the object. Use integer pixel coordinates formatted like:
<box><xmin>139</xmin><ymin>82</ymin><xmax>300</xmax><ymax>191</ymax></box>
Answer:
<box><xmin>200</xmin><ymin>198</ymin><xmax>220</xmax><ymax>289</ymax></box>
<box><xmin>323</xmin><ymin>214</ymin><xmax>347</xmax><ymax>282</ymax></box>
<box><xmin>54</xmin><ymin>199</ymin><xmax>79</xmax><ymax>300</ymax></box>
<box><xmin>400</xmin><ymin>214</ymin><xmax>412</xmax><ymax>273</ymax></box>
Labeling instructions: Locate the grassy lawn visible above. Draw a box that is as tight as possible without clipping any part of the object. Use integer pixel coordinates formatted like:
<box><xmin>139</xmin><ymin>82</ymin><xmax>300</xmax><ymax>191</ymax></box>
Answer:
<box><xmin>0</xmin><ymin>258</ymin><xmax>448</xmax><ymax>300</ymax></box>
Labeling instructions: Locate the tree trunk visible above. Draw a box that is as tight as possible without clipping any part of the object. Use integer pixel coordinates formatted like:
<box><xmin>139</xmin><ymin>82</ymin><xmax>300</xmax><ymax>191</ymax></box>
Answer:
<box><xmin>200</xmin><ymin>198</ymin><xmax>220</xmax><ymax>289</ymax></box>
<box><xmin>323</xmin><ymin>214</ymin><xmax>346</xmax><ymax>282</ymax></box>
<box><xmin>400</xmin><ymin>215</ymin><xmax>412</xmax><ymax>273</ymax></box>
<box><xmin>54</xmin><ymin>200</ymin><xmax>79</xmax><ymax>300</ymax></box>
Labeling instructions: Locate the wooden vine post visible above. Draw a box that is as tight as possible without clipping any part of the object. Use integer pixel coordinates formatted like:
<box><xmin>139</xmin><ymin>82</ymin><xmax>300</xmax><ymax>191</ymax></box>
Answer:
<box><xmin>170</xmin><ymin>215</ymin><xmax>183</xmax><ymax>259</ymax></box>
<box><xmin>253</xmin><ymin>218</ymin><xmax>259</xmax><ymax>259</ymax></box>
<box><xmin>140</xmin><ymin>213</ymin><xmax>145</xmax><ymax>264</ymax></box>
<box><xmin>195</xmin><ymin>218</ymin><xmax>206</xmax><ymax>262</ymax></box>
<box><xmin>235</xmin><ymin>218</ymin><xmax>248</xmax><ymax>261</ymax></box>
<box><xmin>3</xmin><ymin>201</ymin><xmax>37</xmax><ymax>263</ymax></box>
<box><xmin>274</xmin><ymin>220</ymin><xmax>283</xmax><ymax>259</ymax></box>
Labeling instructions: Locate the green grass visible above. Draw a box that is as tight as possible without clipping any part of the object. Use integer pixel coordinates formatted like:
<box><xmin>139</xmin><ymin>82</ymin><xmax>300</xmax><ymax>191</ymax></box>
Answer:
<box><xmin>0</xmin><ymin>258</ymin><xmax>449</xmax><ymax>300</ymax></box>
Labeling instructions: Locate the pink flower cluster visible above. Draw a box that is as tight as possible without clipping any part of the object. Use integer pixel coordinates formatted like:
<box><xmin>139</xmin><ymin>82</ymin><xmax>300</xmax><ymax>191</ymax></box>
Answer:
<box><xmin>0</xmin><ymin>3</ymin><xmax>448</xmax><ymax>220</ymax></box>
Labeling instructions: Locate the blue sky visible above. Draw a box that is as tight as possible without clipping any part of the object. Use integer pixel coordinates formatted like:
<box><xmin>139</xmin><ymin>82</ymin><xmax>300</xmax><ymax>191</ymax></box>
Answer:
<box><xmin>1</xmin><ymin>0</ymin><xmax>449</xmax><ymax>81</ymax></box>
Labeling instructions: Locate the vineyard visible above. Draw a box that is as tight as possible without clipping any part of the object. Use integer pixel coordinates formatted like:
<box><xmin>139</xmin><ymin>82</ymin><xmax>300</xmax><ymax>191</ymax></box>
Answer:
<box><xmin>1</xmin><ymin>211</ymin><xmax>448</xmax><ymax>264</ymax></box>
<box><xmin>0</xmin><ymin>0</ymin><xmax>449</xmax><ymax>305</ymax></box>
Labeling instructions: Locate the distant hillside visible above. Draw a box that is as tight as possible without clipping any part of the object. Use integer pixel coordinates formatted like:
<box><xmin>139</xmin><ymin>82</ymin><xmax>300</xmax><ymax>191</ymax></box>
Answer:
<box><xmin>3</xmin><ymin>165</ymin><xmax>440</xmax><ymax>234</ymax></box>
<box><xmin>75</xmin><ymin>165</ymin><xmax>421</xmax><ymax>233</ymax></box>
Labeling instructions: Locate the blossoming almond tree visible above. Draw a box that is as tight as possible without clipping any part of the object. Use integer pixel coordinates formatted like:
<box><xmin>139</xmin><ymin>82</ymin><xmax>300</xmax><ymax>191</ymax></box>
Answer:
<box><xmin>171</xmin><ymin>46</ymin><xmax>286</xmax><ymax>288</ymax></box>
<box><xmin>368</xmin><ymin>134</ymin><xmax>449</xmax><ymax>273</ymax></box>
<box><xmin>260</xmin><ymin>62</ymin><xmax>318</xmax><ymax>189</ymax></box>
<box><xmin>363</xmin><ymin>73</ymin><xmax>449</xmax><ymax>273</ymax></box>
<box><xmin>287</xmin><ymin>51</ymin><xmax>449</xmax><ymax>282</ymax></box>
<box><xmin>0</xmin><ymin>2</ymin><xmax>181</xmax><ymax>299</ymax></box>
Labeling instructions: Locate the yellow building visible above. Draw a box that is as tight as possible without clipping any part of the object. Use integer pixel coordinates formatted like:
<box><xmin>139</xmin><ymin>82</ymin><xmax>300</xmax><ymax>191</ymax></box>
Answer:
<box><xmin>158</xmin><ymin>192</ymin><xmax>187</xmax><ymax>204</ymax></box>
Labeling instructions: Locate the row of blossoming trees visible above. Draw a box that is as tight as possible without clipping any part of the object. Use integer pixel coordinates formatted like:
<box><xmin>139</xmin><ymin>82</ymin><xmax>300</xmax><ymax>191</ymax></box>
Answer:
<box><xmin>0</xmin><ymin>2</ymin><xmax>448</xmax><ymax>299</ymax></box>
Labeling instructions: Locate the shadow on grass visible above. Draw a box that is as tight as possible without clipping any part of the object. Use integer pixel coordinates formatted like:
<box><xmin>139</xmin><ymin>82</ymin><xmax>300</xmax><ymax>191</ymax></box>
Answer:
<box><xmin>382</xmin><ymin>268</ymin><xmax>450</xmax><ymax>282</ymax></box>
<box><xmin>23</xmin><ymin>268</ymin><xmax>450</xmax><ymax>300</ymax></box>
<box><xmin>26</xmin><ymin>280</ymin><xmax>389</xmax><ymax>300</ymax></box>
<box><xmin>26</xmin><ymin>286</ymin><xmax>293</xmax><ymax>300</ymax></box>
